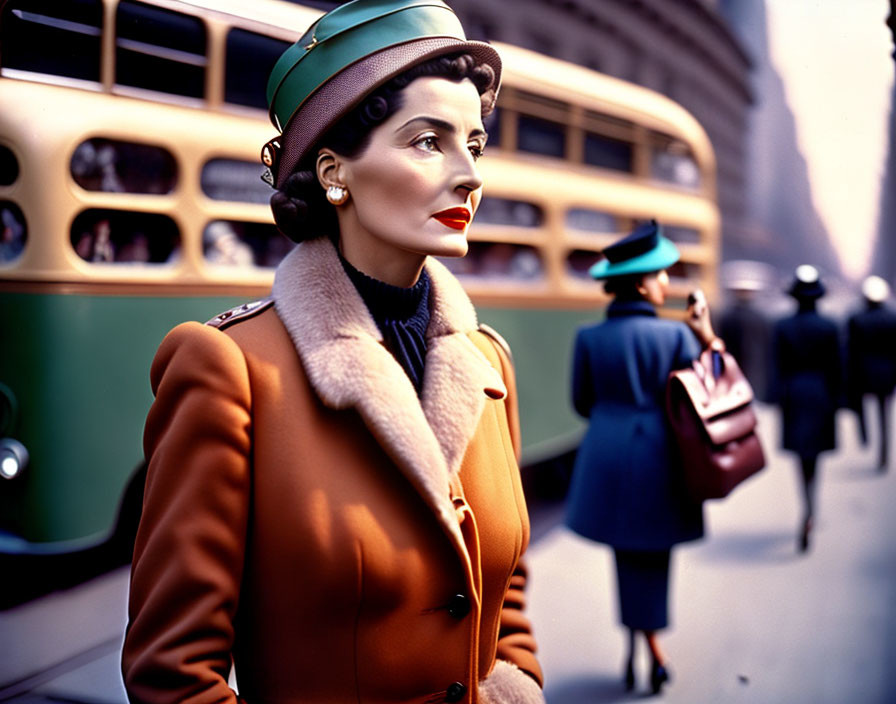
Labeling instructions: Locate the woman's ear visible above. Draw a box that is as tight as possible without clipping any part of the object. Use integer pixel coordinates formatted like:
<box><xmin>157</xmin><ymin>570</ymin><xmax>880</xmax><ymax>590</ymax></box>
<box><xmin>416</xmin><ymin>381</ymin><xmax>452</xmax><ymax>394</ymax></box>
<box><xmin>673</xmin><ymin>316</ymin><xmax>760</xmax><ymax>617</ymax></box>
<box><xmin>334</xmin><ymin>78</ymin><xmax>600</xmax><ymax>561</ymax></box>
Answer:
<box><xmin>636</xmin><ymin>275</ymin><xmax>649</xmax><ymax>298</ymax></box>
<box><xmin>316</xmin><ymin>149</ymin><xmax>345</xmax><ymax>191</ymax></box>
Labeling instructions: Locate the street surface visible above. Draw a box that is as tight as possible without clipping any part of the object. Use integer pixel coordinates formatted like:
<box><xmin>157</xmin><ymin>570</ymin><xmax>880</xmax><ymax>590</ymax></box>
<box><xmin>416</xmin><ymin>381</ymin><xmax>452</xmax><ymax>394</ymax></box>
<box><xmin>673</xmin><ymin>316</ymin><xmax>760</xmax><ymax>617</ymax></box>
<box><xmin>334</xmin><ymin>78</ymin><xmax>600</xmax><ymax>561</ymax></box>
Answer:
<box><xmin>0</xmin><ymin>401</ymin><xmax>894</xmax><ymax>703</ymax></box>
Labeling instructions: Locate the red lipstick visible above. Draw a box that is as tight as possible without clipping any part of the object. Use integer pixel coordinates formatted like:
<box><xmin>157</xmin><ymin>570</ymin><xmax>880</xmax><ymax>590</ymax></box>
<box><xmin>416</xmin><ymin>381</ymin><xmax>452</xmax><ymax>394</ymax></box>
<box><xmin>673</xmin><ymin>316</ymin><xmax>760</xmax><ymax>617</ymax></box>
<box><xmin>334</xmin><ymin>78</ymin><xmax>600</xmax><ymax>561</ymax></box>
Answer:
<box><xmin>432</xmin><ymin>207</ymin><xmax>472</xmax><ymax>231</ymax></box>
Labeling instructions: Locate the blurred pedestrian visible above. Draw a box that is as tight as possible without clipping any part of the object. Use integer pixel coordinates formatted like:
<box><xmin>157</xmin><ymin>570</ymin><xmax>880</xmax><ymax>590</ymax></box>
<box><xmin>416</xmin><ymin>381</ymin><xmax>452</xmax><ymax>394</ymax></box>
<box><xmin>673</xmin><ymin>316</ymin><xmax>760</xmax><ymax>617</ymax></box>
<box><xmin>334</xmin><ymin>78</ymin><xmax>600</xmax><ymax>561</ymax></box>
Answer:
<box><xmin>566</xmin><ymin>221</ymin><xmax>718</xmax><ymax>695</ymax></box>
<box><xmin>771</xmin><ymin>265</ymin><xmax>841</xmax><ymax>552</ymax></box>
<box><xmin>846</xmin><ymin>275</ymin><xmax>896</xmax><ymax>472</ymax></box>
<box><xmin>121</xmin><ymin>3</ymin><xmax>545</xmax><ymax>703</ymax></box>
<box><xmin>717</xmin><ymin>272</ymin><xmax>772</xmax><ymax>402</ymax></box>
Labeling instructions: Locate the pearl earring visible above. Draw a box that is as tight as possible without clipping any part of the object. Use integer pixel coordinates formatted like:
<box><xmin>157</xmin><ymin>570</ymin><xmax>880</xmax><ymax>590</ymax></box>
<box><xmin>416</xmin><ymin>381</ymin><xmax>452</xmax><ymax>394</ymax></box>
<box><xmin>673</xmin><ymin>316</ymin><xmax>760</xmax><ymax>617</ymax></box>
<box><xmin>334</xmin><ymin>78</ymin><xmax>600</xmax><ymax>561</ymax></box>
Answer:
<box><xmin>326</xmin><ymin>185</ymin><xmax>348</xmax><ymax>205</ymax></box>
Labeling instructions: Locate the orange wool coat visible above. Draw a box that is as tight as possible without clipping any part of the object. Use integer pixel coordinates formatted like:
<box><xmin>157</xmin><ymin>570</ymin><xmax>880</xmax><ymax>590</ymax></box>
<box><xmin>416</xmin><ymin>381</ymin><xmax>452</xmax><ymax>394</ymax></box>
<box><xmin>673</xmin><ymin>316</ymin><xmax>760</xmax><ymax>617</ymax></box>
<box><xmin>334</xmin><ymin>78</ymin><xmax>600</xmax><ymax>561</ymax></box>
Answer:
<box><xmin>121</xmin><ymin>238</ymin><xmax>544</xmax><ymax>704</ymax></box>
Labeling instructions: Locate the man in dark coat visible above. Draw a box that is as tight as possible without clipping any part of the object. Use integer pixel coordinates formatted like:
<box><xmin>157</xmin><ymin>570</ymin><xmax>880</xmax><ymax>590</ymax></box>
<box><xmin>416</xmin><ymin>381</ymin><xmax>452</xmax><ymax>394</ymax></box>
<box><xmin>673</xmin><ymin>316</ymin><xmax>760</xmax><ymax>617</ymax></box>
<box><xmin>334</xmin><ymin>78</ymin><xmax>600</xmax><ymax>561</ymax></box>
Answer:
<box><xmin>846</xmin><ymin>275</ymin><xmax>896</xmax><ymax>471</ymax></box>
<box><xmin>771</xmin><ymin>265</ymin><xmax>842</xmax><ymax>552</ymax></box>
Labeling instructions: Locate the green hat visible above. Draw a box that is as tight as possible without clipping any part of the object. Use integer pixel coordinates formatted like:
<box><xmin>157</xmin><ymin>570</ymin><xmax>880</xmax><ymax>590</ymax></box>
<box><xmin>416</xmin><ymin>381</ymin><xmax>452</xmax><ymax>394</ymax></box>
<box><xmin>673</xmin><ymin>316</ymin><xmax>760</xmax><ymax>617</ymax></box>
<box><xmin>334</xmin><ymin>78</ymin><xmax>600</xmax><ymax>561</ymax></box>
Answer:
<box><xmin>589</xmin><ymin>220</ymin><xmax>680</xmax><ymax>280</ymax></box>
<box><xmin>262</xmin><ymin>0</ymin><xmax>502</xmax><ymax>188</ymax></box>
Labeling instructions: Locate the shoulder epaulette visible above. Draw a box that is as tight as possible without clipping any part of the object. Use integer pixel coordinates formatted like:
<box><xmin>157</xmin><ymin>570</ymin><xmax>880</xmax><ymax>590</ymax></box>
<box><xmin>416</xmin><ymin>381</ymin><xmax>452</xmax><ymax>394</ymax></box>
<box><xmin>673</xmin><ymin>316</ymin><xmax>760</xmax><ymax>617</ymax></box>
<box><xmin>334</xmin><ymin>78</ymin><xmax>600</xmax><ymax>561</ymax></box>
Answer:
<box><xmin>477</xmin><ymin>323</ymin><xmax>514</xmax><ymax>364</ymax></box>
<box><xmin>205</xmin><ymin>298</ymin><xmax>275</xmax><ymax>330</ymax></box>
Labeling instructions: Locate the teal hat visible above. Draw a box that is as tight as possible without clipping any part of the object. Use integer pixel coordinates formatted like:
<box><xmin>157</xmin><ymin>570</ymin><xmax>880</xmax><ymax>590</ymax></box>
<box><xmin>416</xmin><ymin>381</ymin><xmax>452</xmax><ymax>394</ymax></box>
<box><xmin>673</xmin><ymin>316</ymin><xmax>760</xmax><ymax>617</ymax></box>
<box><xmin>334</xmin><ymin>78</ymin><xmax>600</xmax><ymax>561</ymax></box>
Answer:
<box><xmin>262</xmin><ymin>0</ymin><xmax>502</xmax><ymax>188</ymax></box>
<box><xmin>589</xmin><ymin>220</ymin><xmax>680</xmax><ymax>280</ymax></box>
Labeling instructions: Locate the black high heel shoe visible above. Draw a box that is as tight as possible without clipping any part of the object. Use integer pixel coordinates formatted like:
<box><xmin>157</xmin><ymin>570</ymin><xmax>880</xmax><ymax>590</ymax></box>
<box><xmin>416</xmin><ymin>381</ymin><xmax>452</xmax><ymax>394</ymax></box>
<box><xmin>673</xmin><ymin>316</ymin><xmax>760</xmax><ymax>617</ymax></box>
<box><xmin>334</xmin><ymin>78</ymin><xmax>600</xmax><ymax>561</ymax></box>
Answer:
<box><xmin>798</xmin><ymin>517</ymin><xmax>813</xmax><ymax>553</ymax></box>
<box><xmin>624</xmin><ymin>657</ymin><xmax>635</xmax><ymax>691</ymax></box>
<box><xmin>650</xmin><ymin>660</ymin><xmax>670</xmax><ymax>695</ymax></box>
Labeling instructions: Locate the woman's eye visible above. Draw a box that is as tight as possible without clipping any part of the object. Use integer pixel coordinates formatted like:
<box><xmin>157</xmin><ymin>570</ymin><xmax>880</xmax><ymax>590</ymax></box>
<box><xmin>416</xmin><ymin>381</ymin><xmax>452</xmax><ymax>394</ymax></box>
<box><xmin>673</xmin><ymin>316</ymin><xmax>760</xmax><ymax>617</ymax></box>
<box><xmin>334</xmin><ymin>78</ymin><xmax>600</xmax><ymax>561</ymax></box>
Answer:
<box><xmin>468</xmin><ymin>144</ymin><xmax>485</xmax><ymax>161</ymax></box>
<box><xmin>414</xmin><ymin>134</ymin><xmax>439</xmax><ymax>152</ymax></box>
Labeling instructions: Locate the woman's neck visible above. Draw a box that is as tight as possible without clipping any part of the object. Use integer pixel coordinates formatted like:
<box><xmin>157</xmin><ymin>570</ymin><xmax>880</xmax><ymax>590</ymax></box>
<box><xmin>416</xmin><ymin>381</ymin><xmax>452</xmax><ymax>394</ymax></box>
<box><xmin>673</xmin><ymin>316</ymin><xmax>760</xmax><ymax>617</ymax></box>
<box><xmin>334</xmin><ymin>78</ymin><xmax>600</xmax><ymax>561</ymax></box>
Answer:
<box><xmin>337</xmin><ymin>236</ymin><xmax>425</xmax><ymax>288</ymax></box>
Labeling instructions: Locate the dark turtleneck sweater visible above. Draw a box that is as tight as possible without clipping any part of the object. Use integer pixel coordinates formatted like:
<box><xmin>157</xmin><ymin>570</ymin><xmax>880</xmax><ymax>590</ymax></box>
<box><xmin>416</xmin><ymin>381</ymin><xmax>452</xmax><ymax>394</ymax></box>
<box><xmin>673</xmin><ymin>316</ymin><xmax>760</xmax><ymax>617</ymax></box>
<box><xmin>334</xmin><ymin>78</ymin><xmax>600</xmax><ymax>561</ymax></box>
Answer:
<box><xmin>339</xmin><ymin>255</ymin><xmax>431</xmax><ymax>394</ymax></box>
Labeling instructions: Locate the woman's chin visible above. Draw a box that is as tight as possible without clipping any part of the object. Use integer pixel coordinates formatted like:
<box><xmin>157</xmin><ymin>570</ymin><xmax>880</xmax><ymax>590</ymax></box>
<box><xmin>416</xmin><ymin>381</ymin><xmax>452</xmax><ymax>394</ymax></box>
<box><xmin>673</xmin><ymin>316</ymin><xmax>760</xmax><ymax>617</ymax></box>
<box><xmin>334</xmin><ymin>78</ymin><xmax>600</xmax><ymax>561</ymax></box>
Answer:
<box><xmin>426</xmin><ymin>233</ymin><xmax>469</xmax><ymax>258</ymax></box>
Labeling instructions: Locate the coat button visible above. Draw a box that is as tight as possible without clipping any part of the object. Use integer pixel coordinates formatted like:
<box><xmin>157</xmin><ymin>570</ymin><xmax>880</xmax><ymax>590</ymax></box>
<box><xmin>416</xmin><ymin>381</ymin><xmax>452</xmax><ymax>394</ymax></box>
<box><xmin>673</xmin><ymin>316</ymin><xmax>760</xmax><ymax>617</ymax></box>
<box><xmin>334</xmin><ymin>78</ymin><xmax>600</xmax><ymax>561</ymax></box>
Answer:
<box><xmin>446</xmin><ymin>593</ymin><xmax>470</xmax><ymax>619</ymax></box>
<box><xmin>445</xmin><ymin>682</ymin><xmax>467</xmax><ymax>702</ymax></box>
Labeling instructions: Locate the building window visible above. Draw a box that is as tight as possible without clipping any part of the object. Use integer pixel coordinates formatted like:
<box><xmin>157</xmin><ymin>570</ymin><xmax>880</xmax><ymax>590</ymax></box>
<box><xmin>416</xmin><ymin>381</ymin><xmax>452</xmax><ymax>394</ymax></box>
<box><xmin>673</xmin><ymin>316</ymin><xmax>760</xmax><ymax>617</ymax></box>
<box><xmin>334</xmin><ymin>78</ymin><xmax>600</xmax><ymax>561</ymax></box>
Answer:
<box><xmin>225</xmin><ymin>29</ymin><xmax>290</xmax><ymax>110</ymax></box>
<box><xmin>0</xmin><ymin>0</ymin><xmax>102</xmax><ymax>82</ymax></box>
<box><xmin>71</xmin><ymin>138</ymin><xmax>177</xmax><ymax>194</ymax></box>
<box><xmin>116</xmin><ymin>1</ymin><xmax>206</xmax><ymax>98</ymax></box>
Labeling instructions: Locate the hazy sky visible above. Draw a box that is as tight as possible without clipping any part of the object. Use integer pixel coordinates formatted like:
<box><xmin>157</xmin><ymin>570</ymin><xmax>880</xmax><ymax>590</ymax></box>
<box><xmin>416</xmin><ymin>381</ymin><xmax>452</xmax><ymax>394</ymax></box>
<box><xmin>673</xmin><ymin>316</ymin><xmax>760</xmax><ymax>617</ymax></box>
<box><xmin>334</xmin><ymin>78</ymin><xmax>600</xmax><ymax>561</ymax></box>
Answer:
<box><xmin>765</xmin><ymin>0</ymin><xmax>894</xmax><ymax>279</ymax></box>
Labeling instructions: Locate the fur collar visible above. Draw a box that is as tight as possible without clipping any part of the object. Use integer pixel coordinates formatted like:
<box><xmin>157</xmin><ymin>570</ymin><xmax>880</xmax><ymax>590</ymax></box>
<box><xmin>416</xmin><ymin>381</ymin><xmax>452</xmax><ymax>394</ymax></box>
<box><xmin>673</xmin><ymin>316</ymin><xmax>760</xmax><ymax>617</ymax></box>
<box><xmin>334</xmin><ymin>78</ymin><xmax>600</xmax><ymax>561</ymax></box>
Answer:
<box><xmin>272</xmin><ymin>237</ymin><xmax>506</xmax><ymax>545</ymax></box>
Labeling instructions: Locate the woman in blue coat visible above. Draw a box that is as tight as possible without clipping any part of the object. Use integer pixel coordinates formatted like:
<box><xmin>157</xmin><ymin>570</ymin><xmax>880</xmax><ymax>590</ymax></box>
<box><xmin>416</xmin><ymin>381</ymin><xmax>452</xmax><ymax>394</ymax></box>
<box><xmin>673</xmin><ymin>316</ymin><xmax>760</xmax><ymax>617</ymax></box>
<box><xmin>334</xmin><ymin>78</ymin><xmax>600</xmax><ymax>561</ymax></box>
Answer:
<box><xmin>772</xmin><ymin>265</ymin><xmax>842</xmax><ymax>552</ymax></box>
<box><xmin>566</xmin><ymin>221</ymin><xmax>717</xmax><ymax>694</ymax></box>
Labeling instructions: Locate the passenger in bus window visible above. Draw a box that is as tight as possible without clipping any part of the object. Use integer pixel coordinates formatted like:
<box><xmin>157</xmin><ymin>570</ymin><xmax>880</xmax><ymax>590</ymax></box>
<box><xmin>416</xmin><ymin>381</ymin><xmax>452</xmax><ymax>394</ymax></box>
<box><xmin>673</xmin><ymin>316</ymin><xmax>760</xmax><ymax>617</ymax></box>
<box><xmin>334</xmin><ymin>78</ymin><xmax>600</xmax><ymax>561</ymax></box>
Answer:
<box><xmin>203</xmin><ymin>221</ymin><xmax>255</xmax><ymax>267</ymax></box>
<box><xmin>566</xmin><ymin>221</ymin><xmax>719</xmax><ymax>695</ymax></box>
<box><xmin>0</xmin><ymin>204</ymin><xmax>25</xmax><ymax>262</ymax></box>
<box><xmin>122</xmin><ymin>3</ymin><xmax>544</xmax><ymax>704</ymax></box>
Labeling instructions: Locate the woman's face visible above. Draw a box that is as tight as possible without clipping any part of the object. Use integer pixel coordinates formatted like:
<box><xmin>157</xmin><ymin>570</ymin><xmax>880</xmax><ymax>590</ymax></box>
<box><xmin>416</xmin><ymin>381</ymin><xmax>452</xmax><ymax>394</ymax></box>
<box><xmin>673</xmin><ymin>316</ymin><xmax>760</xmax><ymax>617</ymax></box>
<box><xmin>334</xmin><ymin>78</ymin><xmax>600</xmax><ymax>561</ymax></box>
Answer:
<box><xmin>330</xmin><ymin>76</ymin><xmax>486</xmax><ymax>285</ymax></box>
<box><xmin>640</xmin><ymin>269</ymin><xmax>670</xmax><ymax>306</ymax></box>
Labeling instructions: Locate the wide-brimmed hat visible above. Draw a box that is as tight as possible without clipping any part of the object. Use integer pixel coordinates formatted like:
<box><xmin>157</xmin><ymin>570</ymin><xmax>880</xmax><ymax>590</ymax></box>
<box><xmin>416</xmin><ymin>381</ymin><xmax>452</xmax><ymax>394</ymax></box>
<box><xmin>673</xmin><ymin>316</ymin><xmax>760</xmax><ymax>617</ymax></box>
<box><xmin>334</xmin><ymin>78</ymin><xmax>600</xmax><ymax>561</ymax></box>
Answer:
<box><xmin>787</xmin><ymin>264</ymin><xmax>826</xmax><ymax>300</ymax></box>
<box><xmin>262</xmin><ymin>0</ymin><xmax>502</xmax><ymax>188</ymax></box>
<box><xmin>589</xmin><ymin>220</ymin><xmax>680</xmax><ymax>280</ymax></box>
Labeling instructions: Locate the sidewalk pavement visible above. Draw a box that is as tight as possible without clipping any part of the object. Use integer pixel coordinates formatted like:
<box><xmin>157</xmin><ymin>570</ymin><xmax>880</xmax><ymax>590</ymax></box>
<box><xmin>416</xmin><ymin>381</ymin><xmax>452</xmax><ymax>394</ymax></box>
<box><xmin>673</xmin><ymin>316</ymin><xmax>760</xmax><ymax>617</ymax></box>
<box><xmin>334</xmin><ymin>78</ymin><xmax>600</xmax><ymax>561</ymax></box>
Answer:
<box><xmin>1</xmin><ymin>403</ymin><xmax>894</xmax><ymax>703</ymax></box>
<box><xmin>527</xmin><ymin>402</ymin><xmax>896</xmax><ymax>703</ymax></box>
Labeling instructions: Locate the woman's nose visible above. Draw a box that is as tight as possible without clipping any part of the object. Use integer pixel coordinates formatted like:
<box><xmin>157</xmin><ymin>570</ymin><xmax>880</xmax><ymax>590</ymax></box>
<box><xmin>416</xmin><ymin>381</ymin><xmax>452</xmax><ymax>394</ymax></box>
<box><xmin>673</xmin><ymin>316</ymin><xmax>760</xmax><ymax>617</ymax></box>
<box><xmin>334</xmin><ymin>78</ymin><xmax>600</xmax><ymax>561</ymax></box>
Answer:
<box><xmin>452</xmin><ymin>149</ymin><xmax>483</xmax><ymax>197</ymax></box>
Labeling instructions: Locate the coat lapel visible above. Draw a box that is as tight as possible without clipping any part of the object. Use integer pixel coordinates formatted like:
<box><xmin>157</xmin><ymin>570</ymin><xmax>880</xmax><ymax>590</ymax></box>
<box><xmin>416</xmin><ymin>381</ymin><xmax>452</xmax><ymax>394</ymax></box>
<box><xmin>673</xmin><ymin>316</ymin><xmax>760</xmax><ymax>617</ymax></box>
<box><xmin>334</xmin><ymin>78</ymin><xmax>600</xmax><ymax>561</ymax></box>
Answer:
<box><xmin>271</xmin><ymin>238</ymin><xmax>506</xmax><ymax>543</ymax></box>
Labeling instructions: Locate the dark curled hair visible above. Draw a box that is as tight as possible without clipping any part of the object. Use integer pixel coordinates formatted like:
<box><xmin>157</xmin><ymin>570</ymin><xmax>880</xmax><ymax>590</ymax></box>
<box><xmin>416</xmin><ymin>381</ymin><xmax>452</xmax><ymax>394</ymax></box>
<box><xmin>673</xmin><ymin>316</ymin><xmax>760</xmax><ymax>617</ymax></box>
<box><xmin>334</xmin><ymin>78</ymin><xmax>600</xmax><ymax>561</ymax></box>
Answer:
<box><xmin>271</xmin><ymin>53</ymin><xmax>496</xmax><ymax>242</ymax></box>
<box><xmin>603</xmin><ymin>273</ymin><xmax>646</xmax><ymax>299</ymax></box>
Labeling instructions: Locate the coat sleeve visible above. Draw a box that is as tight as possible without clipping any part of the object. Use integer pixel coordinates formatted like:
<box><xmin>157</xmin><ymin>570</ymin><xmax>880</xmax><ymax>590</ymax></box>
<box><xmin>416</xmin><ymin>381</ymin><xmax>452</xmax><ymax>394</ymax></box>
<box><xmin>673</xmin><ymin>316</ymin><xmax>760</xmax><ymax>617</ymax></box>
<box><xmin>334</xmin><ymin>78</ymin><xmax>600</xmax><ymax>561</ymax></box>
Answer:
<box><xmin>476</xmin><ymin>332</ymin><xmax>545</xmax><ymax>695</ymax></box>
<box><xmin>122</xmin><ymin>322</ymin><xmax>252</xmax><ymax>704</ymax></box>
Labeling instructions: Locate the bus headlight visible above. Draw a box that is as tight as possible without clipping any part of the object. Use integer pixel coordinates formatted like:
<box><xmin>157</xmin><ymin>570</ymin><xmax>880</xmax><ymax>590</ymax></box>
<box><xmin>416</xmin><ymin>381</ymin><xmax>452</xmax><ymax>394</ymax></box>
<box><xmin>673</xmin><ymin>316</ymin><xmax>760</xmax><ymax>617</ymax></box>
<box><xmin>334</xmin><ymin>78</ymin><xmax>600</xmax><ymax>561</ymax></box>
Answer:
<box><xmin>0</xmin><ymin>438</ymin><xmax>28</xmax><ymax>480</ymax></box>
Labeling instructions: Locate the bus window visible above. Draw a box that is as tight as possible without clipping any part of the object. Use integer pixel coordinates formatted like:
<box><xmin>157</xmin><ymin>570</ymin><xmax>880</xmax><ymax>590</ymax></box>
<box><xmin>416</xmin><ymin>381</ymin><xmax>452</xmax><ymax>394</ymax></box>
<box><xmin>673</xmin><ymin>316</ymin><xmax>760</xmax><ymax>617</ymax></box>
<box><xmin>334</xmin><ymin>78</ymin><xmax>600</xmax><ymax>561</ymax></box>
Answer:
<box><xmin>203</xmin><ymin>220</ymin><xmax>294</xmax><ymax>269</ymax></box>
<box><xmin>440</xmin><ymin>242</ymin><xmax>544</xmax><ymax>281</ymax></box>
<box><xmin>566</xmin><ymin>249</ymin><xmax>602</xmax><ymax>280</ymax></box>
<box><xmin>201</xmin><ymin>159</ymin><xmax>271</xmax><ymax>204</ymax></box>
<box><xmin>584</xmin><ymin>132</ymin><xmax>632</xmax><ymax>172</ymax></box>
<box><xmin>565</xmin><ymin>208</ymin><xmax>618</xmax><ymax>234</ymax></box>
<box><xmin>518</xmin><ymin>115</ymin><xmax>565</xmax><ymax>158</ymax></box>
<box><xmin>474</xmin><ymin>198</ymin><xmax>543</xmax><ymax>228</ymax></box>
<box><xmin>667</xmin><ymin>260</ymin><xmax>701</xmax><ymax>284</ymax></box>
<box><xmin>0</xmin><ymin>0</ymin><xmax>102</xmax><ymax>82</ymax></box>
<box><xmin>71</xmin><ymin>138</ymin><xmax>177</xmax><ymax>194</ymax></box>
<box><xmin>116</xmin><ymin>1</ymin><xmax>206</xmax><ymax>99</ymax></box>
<box><xmin>662</xmin><ymin>225</ymin><xmax>702</xmax><ymax>244</ymax></box>
<box><xmin>0</xmin><ymin>146</ymin><xmax>19</xmax><ymax>186</ymax></box>
<box><xmin>225</xmin><ymin>29</ymin><xmax>290</xmax><ymax>110</ymax></box>
<box><xmin>650</xmin><ymin>133</ymin><xmax>700</xmax><ymax>188</ymax></box>
<box><xmin>71</xmin><ymin>209</ymin><xmax>180</xmax><ymax>264</ymax></box>
<box><xmin>0</xmin><ymin>201</ymin><xmax>27</xmax><ymax>264</ymax></box>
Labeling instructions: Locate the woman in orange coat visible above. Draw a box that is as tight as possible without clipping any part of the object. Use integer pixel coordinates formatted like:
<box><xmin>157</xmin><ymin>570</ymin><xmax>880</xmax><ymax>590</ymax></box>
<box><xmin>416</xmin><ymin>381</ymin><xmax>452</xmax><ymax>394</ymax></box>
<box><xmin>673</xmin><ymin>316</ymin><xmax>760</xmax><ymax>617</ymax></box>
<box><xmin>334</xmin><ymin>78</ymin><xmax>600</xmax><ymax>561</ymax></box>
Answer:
<box><xmin>121</xmin><ymin>2</ymin><xmax>543</xmax><ymax>703</ymax></box>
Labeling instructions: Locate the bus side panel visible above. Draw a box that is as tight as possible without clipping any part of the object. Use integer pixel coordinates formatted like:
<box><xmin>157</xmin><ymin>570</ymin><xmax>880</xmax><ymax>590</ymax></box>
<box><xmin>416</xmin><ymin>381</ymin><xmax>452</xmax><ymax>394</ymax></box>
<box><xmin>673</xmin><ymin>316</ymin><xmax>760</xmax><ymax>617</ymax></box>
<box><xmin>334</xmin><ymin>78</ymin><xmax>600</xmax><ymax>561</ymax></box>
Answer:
<box><xmin>0</xmin><ymin>291</ymin><xmax>247</xmax><ymax>550</ymax></box>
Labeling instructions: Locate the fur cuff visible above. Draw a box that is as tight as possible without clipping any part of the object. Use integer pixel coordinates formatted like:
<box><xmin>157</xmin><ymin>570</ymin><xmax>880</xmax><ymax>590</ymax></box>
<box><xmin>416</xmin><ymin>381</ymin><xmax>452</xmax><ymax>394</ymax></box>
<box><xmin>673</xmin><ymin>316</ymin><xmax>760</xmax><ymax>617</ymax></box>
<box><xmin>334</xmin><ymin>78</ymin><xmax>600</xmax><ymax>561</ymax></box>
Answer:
<box><xmin>479</xmin><ymin>661</ymin><xmax>544</xmax><ymax>704</ymax></box>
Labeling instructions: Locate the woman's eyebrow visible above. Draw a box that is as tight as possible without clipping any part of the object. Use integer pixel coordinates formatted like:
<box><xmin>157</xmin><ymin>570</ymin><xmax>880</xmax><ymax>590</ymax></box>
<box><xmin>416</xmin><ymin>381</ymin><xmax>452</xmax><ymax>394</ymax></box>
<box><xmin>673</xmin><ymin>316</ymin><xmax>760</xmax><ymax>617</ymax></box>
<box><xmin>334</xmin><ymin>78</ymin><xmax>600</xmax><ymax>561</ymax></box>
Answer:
<box><xmin>397</xmin><ymin>116</ymin><xmax>487</xmax><ymax>139</ymax></box>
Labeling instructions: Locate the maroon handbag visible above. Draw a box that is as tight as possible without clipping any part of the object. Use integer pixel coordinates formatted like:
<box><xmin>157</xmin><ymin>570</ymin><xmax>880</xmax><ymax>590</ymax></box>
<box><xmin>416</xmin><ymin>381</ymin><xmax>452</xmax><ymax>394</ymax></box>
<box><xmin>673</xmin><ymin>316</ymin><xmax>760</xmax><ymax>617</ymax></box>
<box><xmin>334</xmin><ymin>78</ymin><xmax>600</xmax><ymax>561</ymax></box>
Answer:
<box><xmin>666</xmin><ymin>348</ymin><xmax>766</xmax><ymax>501</ymax></box>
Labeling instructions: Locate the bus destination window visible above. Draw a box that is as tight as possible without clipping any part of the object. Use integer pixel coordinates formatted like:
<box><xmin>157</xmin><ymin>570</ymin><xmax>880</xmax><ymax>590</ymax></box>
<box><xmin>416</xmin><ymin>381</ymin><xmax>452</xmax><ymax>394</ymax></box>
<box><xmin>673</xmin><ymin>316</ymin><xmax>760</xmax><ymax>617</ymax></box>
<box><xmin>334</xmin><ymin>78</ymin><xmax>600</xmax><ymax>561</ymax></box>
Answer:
<box><xmin>203</xmin><ymin>221</ymin><xmax>294</xmax><ymax>269</ymax></box>
<box><xmin>225</xmin><ymin>29</ymin><xmax>290</xmax><ymax>110</ymax></box>
<box><xmin>650</xmin><ymin>133</ymin><xmax>701</xmax><ymax>189</ymax></box>
<box><xmin>71</xmin><ymin>139</ymin><xmax>177</xmax><ymax>194</ymax></box>
<box><xmin>0</xmin><ymin>201</ymin><xmax>27</xmax><ymax>264</ymax></box>
<box><xmin>116</xmin><ymin>1</ymin><xmax>206</xmax><ymax>99</ymax></box>
<box><xmin>71</xmin><ymin>209</ymin><xmax>180</xmax><ymax>265</ymax></box>
<box><xmin>0</xmin><ymin>0</ymin><xmax>102</xmax><ymax>83</ymax></box>
<box><xmin>201</xmin><ymin>159</ymin><xmax>272</xmax><ymax>205</ymax></box>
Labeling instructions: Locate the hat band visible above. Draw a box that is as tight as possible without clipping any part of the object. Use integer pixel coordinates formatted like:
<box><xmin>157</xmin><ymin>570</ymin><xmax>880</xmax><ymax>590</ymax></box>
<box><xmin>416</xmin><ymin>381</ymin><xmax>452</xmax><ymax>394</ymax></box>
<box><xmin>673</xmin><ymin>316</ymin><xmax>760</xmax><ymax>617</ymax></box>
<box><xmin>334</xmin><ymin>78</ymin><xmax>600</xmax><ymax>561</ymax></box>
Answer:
<box><xmin>269</xmin><ymin>5</ymin><xmax>465</xmax><ymax>131</ymax></box>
